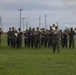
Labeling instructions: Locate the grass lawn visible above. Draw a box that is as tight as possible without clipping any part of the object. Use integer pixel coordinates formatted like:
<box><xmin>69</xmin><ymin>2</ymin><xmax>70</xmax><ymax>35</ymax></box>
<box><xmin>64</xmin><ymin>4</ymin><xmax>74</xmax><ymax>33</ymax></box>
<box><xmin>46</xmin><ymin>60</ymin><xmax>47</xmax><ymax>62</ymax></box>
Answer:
<box><xmin>0</xmin><ymin>34</ymin><xmax>76</xmax><ymax>75</ymax></box>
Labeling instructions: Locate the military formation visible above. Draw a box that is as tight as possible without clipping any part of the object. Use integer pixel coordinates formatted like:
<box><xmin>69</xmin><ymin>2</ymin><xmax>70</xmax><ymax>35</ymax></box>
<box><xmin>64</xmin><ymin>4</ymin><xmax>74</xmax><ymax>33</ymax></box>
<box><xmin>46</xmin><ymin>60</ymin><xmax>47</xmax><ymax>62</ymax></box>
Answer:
<box><xmin>7</xmin><ymin>27</ymin><xmax>23</xmax><ymax>48</ymax></box>
<box><xmin>0</xmin><ymin>24</ymin><xmax>75</xmax><ymax>53</ymax></box>
<box><xmin>6</xmin><ymin>24</ymin><xmax>76</xmax><ymax>53</ymax></box>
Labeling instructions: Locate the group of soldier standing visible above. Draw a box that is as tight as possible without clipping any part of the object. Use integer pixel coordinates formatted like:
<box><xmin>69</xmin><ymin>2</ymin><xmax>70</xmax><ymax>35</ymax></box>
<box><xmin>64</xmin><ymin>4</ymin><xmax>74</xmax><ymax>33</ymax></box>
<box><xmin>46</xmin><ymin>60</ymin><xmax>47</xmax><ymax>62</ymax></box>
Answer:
<box><xmin>7</xmin><ymin>27</ymin><xmax>23</xmax><ymax>48</ymax></box>
<box><xmin>7</xmin><ymin>24</ymin><xmax>76</xmax><ymax>53</ymax></box>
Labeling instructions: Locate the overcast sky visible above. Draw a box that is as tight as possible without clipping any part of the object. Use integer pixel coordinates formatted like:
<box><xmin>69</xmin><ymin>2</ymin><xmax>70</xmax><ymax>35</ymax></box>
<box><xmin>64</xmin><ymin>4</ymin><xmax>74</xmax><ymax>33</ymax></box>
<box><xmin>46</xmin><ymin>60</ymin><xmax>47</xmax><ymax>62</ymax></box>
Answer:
<box><xmin>0</xmin><ymin>0</ymin><xmax>76</xmax><ymax>31</ymax></box>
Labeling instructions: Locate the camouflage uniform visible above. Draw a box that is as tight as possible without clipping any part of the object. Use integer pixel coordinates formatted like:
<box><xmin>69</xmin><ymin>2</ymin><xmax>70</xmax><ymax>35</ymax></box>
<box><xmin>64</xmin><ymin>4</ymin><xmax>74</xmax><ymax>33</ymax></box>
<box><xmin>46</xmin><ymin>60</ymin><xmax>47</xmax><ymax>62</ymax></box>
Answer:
<box><xmin>52</xmin><ymin>29</ymin><xmax>61</xmax><ymax>53</ymax></box>
<box><xmin>11</xmin><ymin>27</ymin><xmax>17</xmax><ymax>48</ymax></box>
<box><xmin>35</xmin><ymin>28</ymin><xmax>41</xmax><ymax>49</ymax></box>
<box><xmin>69</xmin><ymin>28</ymin><xmax>75</xmax><ymax>49</ymax></box>
<box><xmin>17</xmin><ymin>28</ymin><xmax>23</xmax><ymax>48</ymax></box>
<box><xmin>48</xmin><ymin>27</ymin><xmax>53</xmax><ymax>48</ymax></box>
<box><xmin>30</xmin><ymin>28</ymin><xmax>35</xmax><ymax>48</ymax></box>
<box><xmin>62</xmin><ymin>30</ymin><xmax>68</xmax><ymax>48</ymax></box>
<box><xmin>7</xmin><ymin>28</ymin><xmax>11</xmax><ymax>47</ymax></box>
<box><xmin>41</xmin><ymin>28</ymin><xmax>45</xmax><ymax>46</ymax></box>
<box><xmin>27</xmin><ymin>27</ymin><xmax>31</xmax><ymax>47</ymax></box>
<box><xmin>60</xmin><ymin>30</ymin><xmax>64</xmax><ymax>47</ymax></box>
<box><xmin>44</xmin><ymin>29</ymin><xmax>48</xmax><ymax>47</ymax></box>
<box><xmin>24</xmin><ymin>30</ymin><xmax>28</xmax><ymax>47</ymax></box>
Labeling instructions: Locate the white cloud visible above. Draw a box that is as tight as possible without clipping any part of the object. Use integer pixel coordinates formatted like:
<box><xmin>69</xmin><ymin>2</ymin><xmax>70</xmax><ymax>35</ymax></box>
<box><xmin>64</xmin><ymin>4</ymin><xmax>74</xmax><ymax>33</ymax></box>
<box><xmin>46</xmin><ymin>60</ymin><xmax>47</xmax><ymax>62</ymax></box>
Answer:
<box><xmin>64</xmin><ymin>0</ymin><xmax>76</xmax><ymax>7</ymax></box>
<box><xmin>0</xmin><ymin>0</ymin><xmax>50</xmax><ymax>4</ymax></box>
<box><xmin>0</xmin><ymin>0</ymin><xmax>63</xmax><ymax>11</ymax></box>
<box><xmin>46</xmin><ymin>0</ymin><xmax>62</xmax><ymax>7</ymax></box>
<box><xmin>63</xmin><ymin>0</ymin><xmax>76</xmax><ymax>12</ymax></box>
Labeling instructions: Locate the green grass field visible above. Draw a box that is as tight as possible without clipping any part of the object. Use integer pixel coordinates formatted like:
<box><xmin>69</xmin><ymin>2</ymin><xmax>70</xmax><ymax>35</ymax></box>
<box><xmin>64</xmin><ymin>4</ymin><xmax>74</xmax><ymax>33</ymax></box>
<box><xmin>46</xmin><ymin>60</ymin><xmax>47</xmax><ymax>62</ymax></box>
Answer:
<box><xmin>0</xmin><ymin>34</ymin><xmax>76</xmax><ymax>75</ymax></box>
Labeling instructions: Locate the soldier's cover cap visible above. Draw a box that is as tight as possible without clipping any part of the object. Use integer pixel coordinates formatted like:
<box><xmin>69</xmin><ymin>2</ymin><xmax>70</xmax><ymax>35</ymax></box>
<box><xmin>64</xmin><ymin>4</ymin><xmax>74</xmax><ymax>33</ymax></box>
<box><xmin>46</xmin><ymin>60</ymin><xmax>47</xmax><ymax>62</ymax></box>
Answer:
<box><xmin>12</xmin><ymin>27</ymin><xmax>14</xmax><ymax>29</ymax></box>
<box><xmin>36</xmin><ymin>27</ymin><xmax>39</xmax><ymax>29</ymax></box>
<box><xmin>50</xmin><ymin>26</ymin><xmax>52</xmax><ymax>28</ymax></box>
<box><xmin>18</xmin><ymin>28</ymin><xmax>21</xmax><ymax>30</ymax></box>
<box><xmin>70</xmin><ymin>27</ymin><xmax>73</xmax><ymax>31</ymax></box>
<box><xmin>29</xmin><ymin>27</ymin><xmax>31</xmax><ymax>29</ymax></box>
<box><xmin>32</xmin><ymin>28</ymin><xmax>35</xmax><ymax>30</ymax></box>
<box><xmin>42</xmin><ymin>28</ymin><xmax>44</xmax><ymax>30</ymax></box>
<box><xmin>9</xmin><ymin>28</ymin><xmax>11</xmax><ymax>29</ymax></box>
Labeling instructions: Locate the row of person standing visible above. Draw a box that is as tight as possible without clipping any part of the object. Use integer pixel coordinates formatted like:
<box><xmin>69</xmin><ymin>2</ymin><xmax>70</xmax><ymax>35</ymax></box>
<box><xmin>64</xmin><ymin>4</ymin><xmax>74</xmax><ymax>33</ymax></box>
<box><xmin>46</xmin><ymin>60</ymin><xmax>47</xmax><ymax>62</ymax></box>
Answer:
<box><xmin>7</xmin><ymin>26</ymin><xmax>75</xmax><ymax>53</ymax></box>
<box><xmin>24</xmin><ymin>27</ymin><xmax>41</xmax><ymax>49</ymax></box>
<box><xmin>23</xmin><ymin>26</ymin><xmax>75</xmax><ymax>50</ymax></box>
<box><xmin>7</xmin><ymin>27</ymin><xmax>23</xmax><ymax>48</ymax></box>
<box><xmin>23</xmin><ymin>25</ymin><xmax>61</xmax><ymax>53</ymax></box>
<box><xmin>60</xmin><ymin>28</ymin><xmax>75</xmax><ymax>49</ymax></box>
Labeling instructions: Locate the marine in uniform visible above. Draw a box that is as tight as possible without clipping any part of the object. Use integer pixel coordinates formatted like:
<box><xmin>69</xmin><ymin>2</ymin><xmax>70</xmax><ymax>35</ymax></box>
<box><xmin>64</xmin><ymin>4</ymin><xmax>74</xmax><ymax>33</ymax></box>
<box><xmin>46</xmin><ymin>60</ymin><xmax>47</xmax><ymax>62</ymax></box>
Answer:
<box><xmin>30</xmin><ymin>28</ymin><xmax>35</xmax><ymax>48</ymax></box>
<box><xmin>24</xmin><ymin>29</ymin><xmax>28</xmax><ymax>47</ymax></box>
<box><xmin>35</xmin><ymin>27</ymin><xmax>41</xmax><ymax>49</ymax></box>
<box><xmin>44</xmin><ymin>29</ymin><xmax>48</xmax><ymax>47</ymax></box>
<box><xmin>52</xmin><ymin>25</ymin><xmax>61</xmax><ymax>53</ymax></box>
<box><xmin>7</xmin><ymin>28</ymin><xmax>11</xmax><ymax>47</ymax></box>
<box><xmin>17</xmin><ymin>28</ymin><xmax>23</xmax><ymax>48</ymax></box>
<box><xmin>11</xmin><ymin>27</ymin><xmax>16</xmax><ymax>48</ymax></box>
<box><xmin>48</xmin><ymin>26</ymin><xmax>53</xmax><ymax>48</ymax></box>
<box><xmin>41</xmin><ymin>28</ymin><xmax>45</xmax><ymax>46</ymax></box>
<box><xmin>27</xmin><ymin>27</ymin><xmax>31</xmax><ymax>47</ymax></box>
<box><xmin>69</xmin><ymin>28</ymin><xmax>75</xmax><ymax>49</ymax></box>
<box><xmin>62</xmin><ymin>30</ymin><xmax>68</xmax><ymax>48</ymax></box>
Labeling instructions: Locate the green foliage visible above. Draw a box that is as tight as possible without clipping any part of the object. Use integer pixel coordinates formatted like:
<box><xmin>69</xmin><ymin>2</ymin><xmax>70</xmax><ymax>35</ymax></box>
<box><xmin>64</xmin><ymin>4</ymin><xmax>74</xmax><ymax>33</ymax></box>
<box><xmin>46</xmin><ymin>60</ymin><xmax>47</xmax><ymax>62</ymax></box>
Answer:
<box><xmin>0</xmin><ymin>34</ymin><xmax>76</xmax><ymax>75</ymax></box>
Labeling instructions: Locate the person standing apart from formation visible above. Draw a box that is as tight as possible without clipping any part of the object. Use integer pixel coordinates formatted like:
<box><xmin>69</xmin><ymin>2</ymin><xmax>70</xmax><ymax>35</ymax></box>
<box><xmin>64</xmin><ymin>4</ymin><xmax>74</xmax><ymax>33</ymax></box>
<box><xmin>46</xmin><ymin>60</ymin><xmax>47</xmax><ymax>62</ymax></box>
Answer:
<box><xmin>52</xmin><ymin>25</ymin><xmax>61</xmax><ymax>53</ymax></box>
